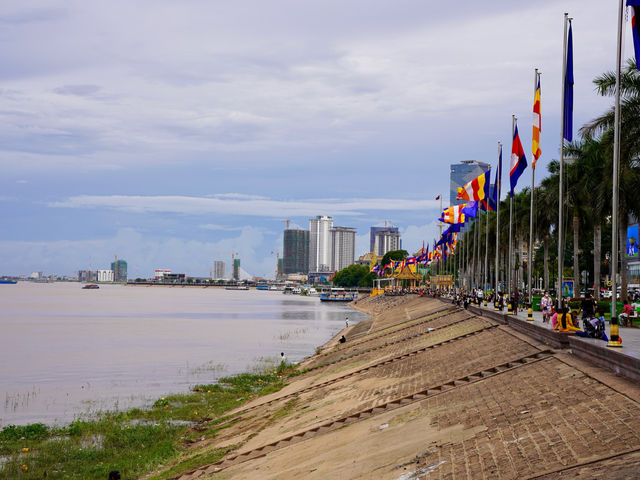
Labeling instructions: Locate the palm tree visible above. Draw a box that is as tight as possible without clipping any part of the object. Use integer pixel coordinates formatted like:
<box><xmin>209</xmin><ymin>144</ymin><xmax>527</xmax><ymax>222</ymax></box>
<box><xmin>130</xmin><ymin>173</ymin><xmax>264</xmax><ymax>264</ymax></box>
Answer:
<box><xmin>581</xmin><ymin>59</ymin><xmax>640</xmax><ymax>302</ymax></box>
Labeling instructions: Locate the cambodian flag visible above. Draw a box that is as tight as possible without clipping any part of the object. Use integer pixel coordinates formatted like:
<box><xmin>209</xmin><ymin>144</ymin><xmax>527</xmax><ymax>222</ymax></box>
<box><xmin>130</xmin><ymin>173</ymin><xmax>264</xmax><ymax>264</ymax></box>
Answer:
<box><xmin>510</xmin><ymin>121</ymin><xmax>527</xmax><ymax>197</ymax></box>
<box><xmin>405</xmin><ymin>257</ymin><xmax>416</xmax><ymax>265</ymax></box>
<box><xmin>630</xmin><ymin>1</ymin><xmax>640</xmax><ymax>71</ymax></box>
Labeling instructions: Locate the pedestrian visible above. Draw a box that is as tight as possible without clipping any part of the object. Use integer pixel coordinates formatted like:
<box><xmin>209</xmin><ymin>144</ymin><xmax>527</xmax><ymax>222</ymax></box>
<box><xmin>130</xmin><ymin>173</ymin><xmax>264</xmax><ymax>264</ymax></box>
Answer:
<box><xmin>345</xmin><ymin>317</ymin><xmax>349</xmax><ymax>328</ymax></box>
<box><xmin>280</xmin><ymin>352</ymin><xmax>287</xmax><ymax>364</ymax></box>
<box><xmin>108</xmin><ymin>471</ymin><xmax>121</xmax><ymax>480</ymax></box>
<box><xmin>541</xmin><ymin>291</ymin><xmax>553</xmax><ymax>323</ymax></box>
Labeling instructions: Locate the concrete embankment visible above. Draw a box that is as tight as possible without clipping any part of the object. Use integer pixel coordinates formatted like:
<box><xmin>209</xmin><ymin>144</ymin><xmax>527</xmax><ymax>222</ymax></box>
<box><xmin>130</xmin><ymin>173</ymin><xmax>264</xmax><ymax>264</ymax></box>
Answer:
<box><xmin>171</xmin><ymin>295</ymin><xmax>640</xmax><ymax>480</ymax></box>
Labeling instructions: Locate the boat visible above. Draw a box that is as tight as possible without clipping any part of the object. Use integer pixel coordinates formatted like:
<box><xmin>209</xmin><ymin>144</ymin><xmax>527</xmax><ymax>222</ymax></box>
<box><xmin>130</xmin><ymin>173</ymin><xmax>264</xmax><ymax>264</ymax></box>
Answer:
<box><xmin>320</xmin><ymin>290</ymin><xmax>358</xmax><ymax>302</ymax></box>
<box><xmin>225</xmin><ymin>285</ymin><xmax>249</xmax><ymax>290</ymax></box>
<box><xmin>256</xmin><ymin>285</ymin><xmax>270</xmax><ymax>290</ymax></box>
<box><xmin>306</xmin><ymin>287</ymin><xmax>320</xmax><ymax>296</ymax></box>
<box><xmin>269</xmin><ymin>285</ymin><xmax>279</xmax><ymax>291</ymax></box>
<box><xmin>0</xmin><ymin>280</ymin><xmax>17</xmax><ymax>284</ymax></box>
<box><xmin>82</xmin><ymin>284</ymin><xmax>99</xmax><ymax>289</ymax></box>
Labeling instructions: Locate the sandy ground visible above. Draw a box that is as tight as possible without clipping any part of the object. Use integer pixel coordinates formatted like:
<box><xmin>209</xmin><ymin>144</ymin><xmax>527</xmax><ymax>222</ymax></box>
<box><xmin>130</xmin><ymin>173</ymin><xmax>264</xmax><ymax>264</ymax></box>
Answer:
<box><xmin>168</xmin><ymin>294</ymin><xmax>640</xmax><ymax>480</ymax></box>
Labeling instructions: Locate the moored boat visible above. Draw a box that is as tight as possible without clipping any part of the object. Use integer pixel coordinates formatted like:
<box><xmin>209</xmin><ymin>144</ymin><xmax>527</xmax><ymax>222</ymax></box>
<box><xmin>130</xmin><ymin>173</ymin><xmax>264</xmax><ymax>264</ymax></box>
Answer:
<box><xmin>0</xmin><ymin>280</ymin><xmax>17</xmax><ymax>284</ymax></box>
<box><xmin>82</xmin><ymin>284</ymin><xmax>99</xmax><ymax>289</ymax></box>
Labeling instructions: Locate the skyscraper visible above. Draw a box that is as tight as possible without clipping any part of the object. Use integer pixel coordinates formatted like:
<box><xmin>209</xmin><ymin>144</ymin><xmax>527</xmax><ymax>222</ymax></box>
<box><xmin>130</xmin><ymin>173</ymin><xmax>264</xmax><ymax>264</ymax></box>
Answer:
<box><xmin>449</xmin><ymin>160</ymin><xmax>490</xmax><ymax>206</ymax></box>
<box><xmin>371</xmin><ymin>226</ymin><xmax>401</xmax><ymax>256</ymax></box>
<box><xmin>283</xmin><ymin>229</ymin><xmax>310</xmax><ymax>274</ymax></box>
<box><xmin>330</xmin><ymin>226</ymin><xmax>356</xmax><ymax>271</ymax></box>
<box><xmin>111</xmin><ymin>259</ymin><xmax>128</xmax><ymax>282</ymax></box>
<box><xmin>309</xmin><ymin>215</ymin><xmax>333</xmax><ymax>272</ymax></box>
<box><xmin>214</xmin><ymin>260</ymin><xmax>226</xmax><ymax>280</ymax></box>
<box><xmin>232</xmin><ymin>258</ymin><xmax>241</xmax><ymax>281</ymax></box>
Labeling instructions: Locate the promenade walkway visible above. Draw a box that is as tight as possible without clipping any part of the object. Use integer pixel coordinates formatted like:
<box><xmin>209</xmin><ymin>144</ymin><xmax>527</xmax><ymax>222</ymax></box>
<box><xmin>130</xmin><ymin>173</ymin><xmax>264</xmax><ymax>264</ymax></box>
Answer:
<box><xmin>469</xmin><ymin>299</ymin><xmax>640</xmax><ymax>382</ymax></box>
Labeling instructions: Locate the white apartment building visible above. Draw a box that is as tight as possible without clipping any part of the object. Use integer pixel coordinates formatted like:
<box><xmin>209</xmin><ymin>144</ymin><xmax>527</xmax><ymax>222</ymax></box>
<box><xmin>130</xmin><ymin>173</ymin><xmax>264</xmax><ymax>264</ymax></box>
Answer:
<box><xmin>97</xmin><ymin>269</ymin><xmax>114</xmax><ymax>282</ymax></box>
<box><xmin>214</xmin><ymin>261</ymin><xmax>226</xmax><ymax>280</ymax></box>
<box><xmin>309</xmin><ymin>215</ymin><xmax>333</xmax><ymax>272</ymax></box>
<box><xmin>373</xmin><ymin>228</ymin><xmax>401</xmax><ymax>256</ymax></box>
<box><xmin>331</xmin><ymin>226</ymin><xmax>356</xmax><ymax>272</ymax></box>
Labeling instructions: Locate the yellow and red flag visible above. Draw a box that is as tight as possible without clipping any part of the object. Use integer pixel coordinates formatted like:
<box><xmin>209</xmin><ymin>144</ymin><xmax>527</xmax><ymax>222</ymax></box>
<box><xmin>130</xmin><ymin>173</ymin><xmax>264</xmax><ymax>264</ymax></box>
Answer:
<box><xmin>456</xmin><ymin>170</ymin><xmax>490</xmax><ymax>201</ymax></box>
<box><xmin>532</xmin><ymin>75</ymin><xmax>541</xmax><ymax>167</ymax></box>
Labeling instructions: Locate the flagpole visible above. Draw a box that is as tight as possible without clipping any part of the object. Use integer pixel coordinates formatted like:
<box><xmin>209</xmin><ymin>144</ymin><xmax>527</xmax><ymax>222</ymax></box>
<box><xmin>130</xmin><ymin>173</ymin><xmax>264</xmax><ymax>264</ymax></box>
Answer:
<box><xmin>528</xmin><ymin>69</ymin><xmax>539</xmax><ymax>306</ymax></box>
<box><xmin>495</xmin><ymin>142</ymin><xmax>502</xmax><ymax>296</ymax></box>
<box><xmin>608</xmin><ymin>0</ymin><xmax>624</xmax><ymax>347</ymax></box>
<box><xmin>484</xmin><ymin>201</ymin><xmax>489</xmax><ymax>293</ymax></box>
<box><xmin>558</xmin><ymin>13</ymin><xmax>569</xmax><ymax>312</ymax></box>
<box><xmin>509</xmin><ymin>115</ymin><xmax>515</xmax><ymax>307</ymax></box>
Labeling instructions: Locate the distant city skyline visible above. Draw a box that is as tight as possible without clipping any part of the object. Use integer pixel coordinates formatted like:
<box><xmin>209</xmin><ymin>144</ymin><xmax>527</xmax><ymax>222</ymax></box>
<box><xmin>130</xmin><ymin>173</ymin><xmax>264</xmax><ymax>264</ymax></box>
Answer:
<box><xmin>0</xmin><ymin>1</ymin><xmax>628</xmax><ymax>278</ymax></box>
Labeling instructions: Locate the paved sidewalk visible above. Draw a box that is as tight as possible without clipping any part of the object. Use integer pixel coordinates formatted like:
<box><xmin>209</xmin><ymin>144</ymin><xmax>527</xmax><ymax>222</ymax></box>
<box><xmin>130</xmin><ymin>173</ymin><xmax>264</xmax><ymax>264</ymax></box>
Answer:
<box><xmin>474</xmin><ymin>300</ymin><xmax>640</xmax><ymax>360</ymax></box>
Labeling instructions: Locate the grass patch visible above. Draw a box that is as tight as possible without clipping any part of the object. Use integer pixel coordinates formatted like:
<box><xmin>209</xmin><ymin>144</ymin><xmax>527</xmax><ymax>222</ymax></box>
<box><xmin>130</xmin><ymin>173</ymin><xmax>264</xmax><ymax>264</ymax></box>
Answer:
<box><xmin>0</xmin><ymin>362</ymin><xmax>298</xmax><ymax>480</ymax></box>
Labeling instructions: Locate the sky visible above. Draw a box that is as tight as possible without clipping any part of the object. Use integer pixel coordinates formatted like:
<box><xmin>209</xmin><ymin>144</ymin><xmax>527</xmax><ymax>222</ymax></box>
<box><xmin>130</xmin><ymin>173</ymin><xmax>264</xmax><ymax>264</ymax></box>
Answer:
<box><xmin>0</xmin><ymin>0</ymin><xmax>635</xmax><ymax>279</ymax></box>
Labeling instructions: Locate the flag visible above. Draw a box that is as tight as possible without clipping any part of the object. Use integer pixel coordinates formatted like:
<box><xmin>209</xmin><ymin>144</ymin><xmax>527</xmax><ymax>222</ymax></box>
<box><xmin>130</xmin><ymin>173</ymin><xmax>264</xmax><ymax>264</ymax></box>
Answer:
<box><xmin>510</xmin><ymin>121</ymin><xmax>527</xmax><ymax>197</ymax></box>
<box><xmin>435</xmin><ymin>194</ymin><xmax>441</xmax><ymax>200</ymax></box>
<box><xmin>630</xmin><ymin>1</ymin><xmax>640</xmax><ymax>71</ymax></box>
<box><xmin>563</xmin><ymin>21</ymin><xmax>574</xmax><ymax>142</ymax></box>
<box><xmin>488</xmin><ymin>145</ymin><xmax>502</xmax><ymax>211</ymax></box>
<box><xmin>532</xmin><ymin>75</ymin><xmax>542</xmax><ymax>167</ymax></box>
<box><xmin>456</xmin><ymin>169</ymin><xmax>491</xmax><ymax>201</ymax></box>
<box><xmin>439</xmin><ymin>204</ymin><xmax>466</xmax><ymax>224</ymax></box>
<box><xmin>461</xmin><ymin>201</ymin><xmax>479</xmax><ymax>219</ymax></box>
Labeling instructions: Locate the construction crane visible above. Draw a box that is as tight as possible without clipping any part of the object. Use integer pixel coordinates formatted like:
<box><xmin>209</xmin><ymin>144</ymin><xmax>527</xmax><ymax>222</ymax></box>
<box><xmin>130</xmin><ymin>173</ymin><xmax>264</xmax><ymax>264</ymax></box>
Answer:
<box><xmin>281</xmin><ymin>219</ymin><xmax>291</xmax><ymax>230</ymax></box>
<box><xmin>271</xmin><ymin>250</ymin><xmax>280</xmax><ymax>280</ymax></box>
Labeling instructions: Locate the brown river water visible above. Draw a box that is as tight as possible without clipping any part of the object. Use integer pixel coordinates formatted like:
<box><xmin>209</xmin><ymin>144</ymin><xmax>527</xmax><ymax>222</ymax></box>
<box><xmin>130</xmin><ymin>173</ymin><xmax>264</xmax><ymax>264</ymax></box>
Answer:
<box><xmin>0</xmin><ymin>282</ymin><xmax>367</xmax><ymax>426</ymax></box>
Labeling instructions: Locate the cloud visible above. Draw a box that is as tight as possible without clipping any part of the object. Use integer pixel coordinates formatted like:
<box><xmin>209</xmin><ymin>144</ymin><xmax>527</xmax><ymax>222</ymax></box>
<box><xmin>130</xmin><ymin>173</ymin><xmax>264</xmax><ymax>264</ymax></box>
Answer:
<box><xmin>198</xmin><ymin>224</ymin><xmax>244</xmax><ymax>232</ymax></box>
<box><xmin>49</xmin><ymin>194</ymin><xmax>440</xmax><ymax>217</ymax></box>
<box><xmin>53</xmin><ymin>84</ymin><xmax>102</xmax><ymax>96</ymax></box>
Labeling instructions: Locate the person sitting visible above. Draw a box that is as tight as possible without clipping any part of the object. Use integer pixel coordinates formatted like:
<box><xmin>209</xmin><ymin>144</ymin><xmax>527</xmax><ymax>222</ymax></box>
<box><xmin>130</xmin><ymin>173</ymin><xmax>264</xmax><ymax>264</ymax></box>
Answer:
<box><xmin>620</xmin><ymin>303</ymin><xmax>633</xmax><ymax>327</ymax></box>
<box><xmin>339</xmin><ymin>335</ymin><xmax>346</xmax><ymax>343</ymax></box>
<box><xmin>554</xmin><ymin>308</ymin><xmax>582</xmax><ymax>333</ymax></box>
<box><xmin>580</xmin><ymin>294</ymin><xmax>597</xmax><ymax>322</ymax></box>
<box><xmin>108</xmin><ymin>472</ymin><xmax>121</xmax><ymax>480</ymax></box>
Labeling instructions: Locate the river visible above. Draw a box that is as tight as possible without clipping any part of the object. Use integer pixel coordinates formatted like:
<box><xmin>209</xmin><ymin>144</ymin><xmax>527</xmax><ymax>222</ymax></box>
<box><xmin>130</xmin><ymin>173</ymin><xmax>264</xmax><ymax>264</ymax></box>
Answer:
<box><xmin>0</xmin><ymin>282</ymin><xmax>367</xmax><ymax>426</ymax></box>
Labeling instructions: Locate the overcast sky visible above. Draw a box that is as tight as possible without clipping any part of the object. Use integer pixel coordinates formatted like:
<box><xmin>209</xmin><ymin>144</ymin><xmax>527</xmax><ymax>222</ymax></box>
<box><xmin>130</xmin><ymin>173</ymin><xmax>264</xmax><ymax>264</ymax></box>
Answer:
<box><xmin>0</xmin><ymin>1</ymin><xmax>634</xmax><ymax>278</ymax></box>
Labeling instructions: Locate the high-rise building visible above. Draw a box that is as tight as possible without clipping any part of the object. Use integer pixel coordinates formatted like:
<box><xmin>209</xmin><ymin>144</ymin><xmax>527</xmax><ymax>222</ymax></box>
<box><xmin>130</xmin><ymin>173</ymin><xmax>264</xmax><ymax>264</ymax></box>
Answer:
<box><xmin>449</xmin><ymin>160</ymin><xmax>490</xmax><ymax>206</ymax></box>
<box><xmin>371</xmin><ymin>226</ymin><xmax>401</xmax><ymax>256</ymax></box>
<box><xmin>111</xmin><ymin>259</ymin><xmax>128</xmax><ymax>282</ymax></box>
<box><xmin>330</xmin><ymin>226</ymin><xmax>356</xmax><ymax>272</ymax></box>
<box><xmin>232</xmin><ymin>258</ymin><xmax>241</xmax><ymax>281</ymax></box>
<box><xmin>97</xmin><ymin>269</ymin><xmax>114</xmax><ymax>282</ymax></box>
<box><xmin>283</xmin><ymin>229</ymin><xmax>310</xmax><ymax>274</ymax></box>
<box><xmin>309</xmin><ymin>215</ymin><xmax>333</xmax><ymax>272</ymax></box>
<box><xmin>77</xmin><ymin>270</ymin><xmax>98</xmax><ymax>282</ymax></box>
<box><xmin>214</xmin><ymin>261</ymin><xmax>226</xmax><ymax>280</ymax></box>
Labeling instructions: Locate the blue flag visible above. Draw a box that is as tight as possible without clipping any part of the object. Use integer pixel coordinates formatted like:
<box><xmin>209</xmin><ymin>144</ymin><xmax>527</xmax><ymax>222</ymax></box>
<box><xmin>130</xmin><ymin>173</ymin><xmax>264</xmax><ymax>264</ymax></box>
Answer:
<box><xmin>563</xmin><ymin>21</ymin><xmax>574</xmax><ymax>141</ymax></box>
<box><xmin>629</xmin><ymin>1</ymin><xmax>640</xmax><ymax>71</ymax></box>
<box><xmin>461</xmin><ymin>201</ymin><xmax>479</xmax><ymax>219</ymax></box>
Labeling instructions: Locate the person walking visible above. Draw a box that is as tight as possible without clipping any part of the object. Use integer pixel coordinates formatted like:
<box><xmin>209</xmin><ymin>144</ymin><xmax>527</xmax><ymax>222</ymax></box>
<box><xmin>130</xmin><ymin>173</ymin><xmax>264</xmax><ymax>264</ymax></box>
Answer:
<box><xmin>541</xmin><ymin>291</ymin><xmax>553</xmax><ymax>323</ymax></box>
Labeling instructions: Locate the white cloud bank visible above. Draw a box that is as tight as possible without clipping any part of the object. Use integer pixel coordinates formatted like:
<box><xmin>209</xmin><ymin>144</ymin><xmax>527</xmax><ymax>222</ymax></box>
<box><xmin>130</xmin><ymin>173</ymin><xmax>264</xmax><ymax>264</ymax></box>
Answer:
<box><xmin>50</xmin><ymin>194</ymin><xmax>440</xmax><ymax>217</ymax></box>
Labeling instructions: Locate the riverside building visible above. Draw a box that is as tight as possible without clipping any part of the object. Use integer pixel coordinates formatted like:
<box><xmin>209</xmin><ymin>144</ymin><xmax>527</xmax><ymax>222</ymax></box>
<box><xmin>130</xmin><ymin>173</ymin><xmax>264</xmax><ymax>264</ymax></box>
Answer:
<box><xmin>371</xmin><ymin>226</ymin><xmax>401</xmax><ymax>256</ymax></box>
<box><xmin>449</xmin><ymin>160</ymin><xmax>490</xmax><ymax>206</ymax></box>
<box><xmin>283</xmin><ymin>228</ymin><xmax>310</xmax><ymax>274</ymax></box>
<box><xmin>309</xmin><ymin>215</ymin><xmax>333</xmax><ymax>273</ymax></box>
<box><xmin>330</xmin><ymin>226</ymin><xmax>356</xmax><ymax>272</ymax></box>
<box><xmin>214</xmin><ymin>261</ymin><xmax>226</xmax><ymax>280</ymax></box>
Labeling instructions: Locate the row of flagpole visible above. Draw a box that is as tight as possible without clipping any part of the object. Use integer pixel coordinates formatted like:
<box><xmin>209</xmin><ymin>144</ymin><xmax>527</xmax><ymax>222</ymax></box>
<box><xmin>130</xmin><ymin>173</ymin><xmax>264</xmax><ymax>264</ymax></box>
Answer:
<box><xmin>371</xmin><ymin>5</ymin><xmax>639</xmax><ymax>350</ymax></box>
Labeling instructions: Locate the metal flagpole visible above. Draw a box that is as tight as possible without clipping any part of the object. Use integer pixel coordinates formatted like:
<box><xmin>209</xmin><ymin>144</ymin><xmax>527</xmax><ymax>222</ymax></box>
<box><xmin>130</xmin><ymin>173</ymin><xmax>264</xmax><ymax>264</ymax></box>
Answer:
<box><xmin>558</xmin><ymin>14</ymin><xmax>569</xmax><ymax>312</ymax></box>
<box><xmin>484</xmin><ymin>201</ymin><xmax>489</xmax><ymax>292</ymax></box>
<box><xmin>495</xmin><ymin>142</ymin><xmax>502</xmax><ymax>296</ymax></box>
<box><xmin>509</xmin><ymin>115</ymin><xmax>515</xmax><ymax>309</ymax></box>
<box><xmin>608</xmin><ymin>0</ymin><xmax>624</xmax><ymax>347</ymax></box>
<box><xmin>528</xmin><ymin>69</ymin><xmax>539</xmax><ymax>306</ymax></box>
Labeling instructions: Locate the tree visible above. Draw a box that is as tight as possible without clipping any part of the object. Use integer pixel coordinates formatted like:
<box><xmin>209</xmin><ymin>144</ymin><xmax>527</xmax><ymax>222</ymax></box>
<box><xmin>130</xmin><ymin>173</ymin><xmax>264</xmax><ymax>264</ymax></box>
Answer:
<box><xmin>332</xmin><ymin>264</ymin><xmax>376</xmax><ymax>288</ymax></box>
<box><xmin>581</xmin><ymin>59</ymin><xmax>640</xmax><ymax>302</ymax></box>
<box><xmin>380</xmin><ymin>250</ymin><xmax>409</xmax><ymax>269</ymax></box>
